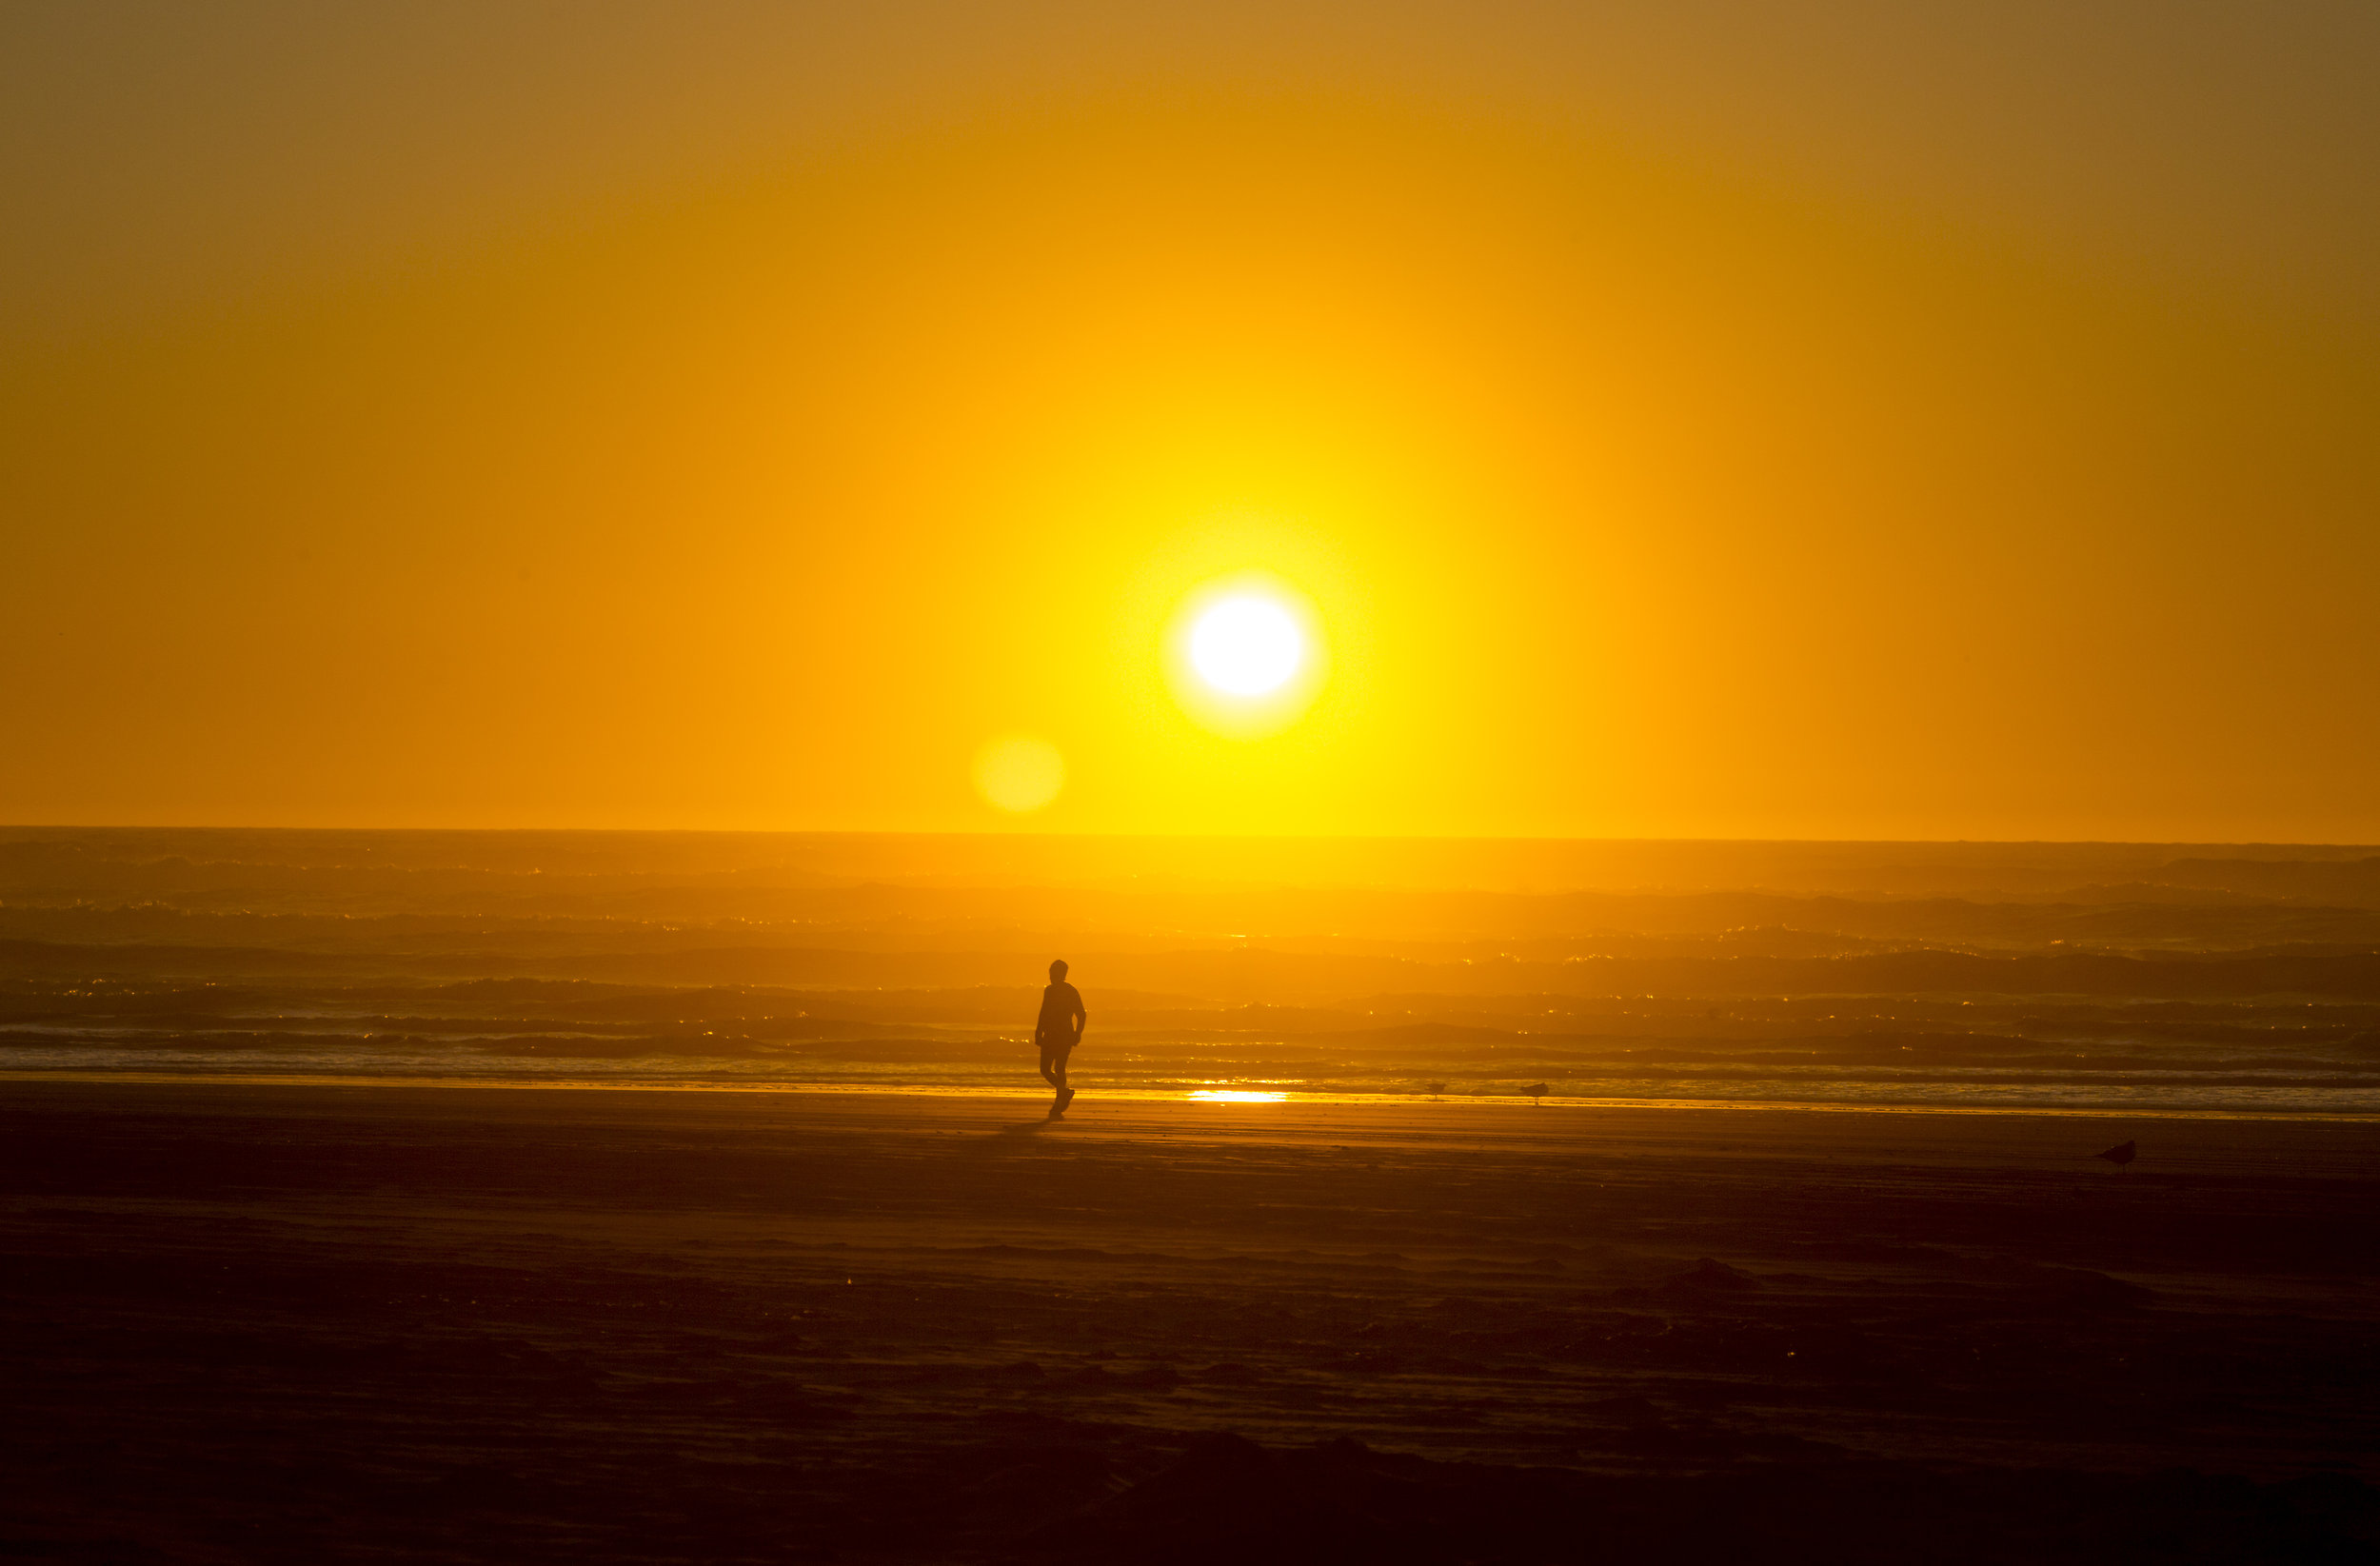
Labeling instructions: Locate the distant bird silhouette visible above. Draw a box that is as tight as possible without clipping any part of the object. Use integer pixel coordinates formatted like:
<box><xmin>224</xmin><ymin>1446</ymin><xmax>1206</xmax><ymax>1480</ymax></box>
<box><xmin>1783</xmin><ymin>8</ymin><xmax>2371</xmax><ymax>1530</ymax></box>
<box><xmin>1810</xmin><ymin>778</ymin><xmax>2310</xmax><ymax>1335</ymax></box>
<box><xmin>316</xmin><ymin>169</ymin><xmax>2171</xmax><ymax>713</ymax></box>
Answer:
<box><xmin>2088</xmin><ymin>1140</ymin><xmax>2137</xmax><ymax>1169</ymax></box>
<box><xmin>1522</xmin><ymin>1082</ymin><xmax>1548</xmax><ymax>1105</ymax></box>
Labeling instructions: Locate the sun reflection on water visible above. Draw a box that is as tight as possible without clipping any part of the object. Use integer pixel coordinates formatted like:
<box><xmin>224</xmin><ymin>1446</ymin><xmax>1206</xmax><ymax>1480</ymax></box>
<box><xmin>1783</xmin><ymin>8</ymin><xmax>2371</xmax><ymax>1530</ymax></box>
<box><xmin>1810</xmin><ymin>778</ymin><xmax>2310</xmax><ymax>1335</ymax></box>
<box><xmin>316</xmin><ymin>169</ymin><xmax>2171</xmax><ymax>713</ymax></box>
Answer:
<box><xmin>1185</xmin><ymin>1089</ymin><xmax>1288</xmax><ymax>1103</ymax></box>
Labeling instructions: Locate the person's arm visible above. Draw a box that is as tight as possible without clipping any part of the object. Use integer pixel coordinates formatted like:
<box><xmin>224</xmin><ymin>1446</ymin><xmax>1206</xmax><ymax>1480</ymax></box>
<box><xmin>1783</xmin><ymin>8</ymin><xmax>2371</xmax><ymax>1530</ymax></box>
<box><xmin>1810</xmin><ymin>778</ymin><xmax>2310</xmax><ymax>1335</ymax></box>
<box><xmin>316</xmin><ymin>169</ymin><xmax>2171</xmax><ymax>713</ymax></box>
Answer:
<box><xmin>1071</xmin><ymin>988</ymin><xmax>1087</xmax><ymax>1042</ymax></box>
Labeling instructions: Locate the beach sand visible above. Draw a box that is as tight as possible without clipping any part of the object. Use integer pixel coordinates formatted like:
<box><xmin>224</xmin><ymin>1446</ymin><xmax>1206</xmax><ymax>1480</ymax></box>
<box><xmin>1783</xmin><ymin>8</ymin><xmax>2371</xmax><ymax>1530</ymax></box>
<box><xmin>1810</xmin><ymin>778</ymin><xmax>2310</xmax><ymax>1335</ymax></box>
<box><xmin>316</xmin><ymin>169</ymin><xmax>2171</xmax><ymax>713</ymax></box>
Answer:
<box><xmin>4</xmin><ymin>1080</ymin><xmax>2376</xmax><ymax>1562</ymax></box>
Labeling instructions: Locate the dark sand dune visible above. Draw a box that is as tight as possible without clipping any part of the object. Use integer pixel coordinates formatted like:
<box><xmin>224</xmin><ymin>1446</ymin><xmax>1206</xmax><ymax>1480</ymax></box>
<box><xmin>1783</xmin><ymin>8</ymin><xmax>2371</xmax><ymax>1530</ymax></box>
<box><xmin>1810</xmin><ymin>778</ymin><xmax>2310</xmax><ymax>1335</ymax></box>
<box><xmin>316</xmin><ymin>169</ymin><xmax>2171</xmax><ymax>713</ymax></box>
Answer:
<box><xmin>3</xmin><ymin>1081</ymin><xmax>2375</xmax><ymax>1563</ymax></box>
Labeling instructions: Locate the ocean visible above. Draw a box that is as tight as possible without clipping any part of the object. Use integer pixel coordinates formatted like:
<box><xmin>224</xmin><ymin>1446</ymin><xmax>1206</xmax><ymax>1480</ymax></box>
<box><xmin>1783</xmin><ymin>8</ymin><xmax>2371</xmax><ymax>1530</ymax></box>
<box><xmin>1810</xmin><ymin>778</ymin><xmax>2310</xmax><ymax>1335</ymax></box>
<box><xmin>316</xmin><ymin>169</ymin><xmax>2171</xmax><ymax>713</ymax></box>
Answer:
<box><xmin>6</xmin><ymin>827</ymin><xmax>2378</xmax><ymax>1117</ymax></box>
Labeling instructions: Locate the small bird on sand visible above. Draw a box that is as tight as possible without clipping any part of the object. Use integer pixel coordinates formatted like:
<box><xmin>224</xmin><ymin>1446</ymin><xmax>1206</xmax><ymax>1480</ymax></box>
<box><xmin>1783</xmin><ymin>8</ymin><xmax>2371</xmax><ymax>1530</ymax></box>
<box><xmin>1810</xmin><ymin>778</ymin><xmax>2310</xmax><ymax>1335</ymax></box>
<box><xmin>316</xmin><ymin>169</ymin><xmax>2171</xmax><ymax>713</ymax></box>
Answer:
<box><xmin>2089</xmin><ymin>1140</ymin><xmax>2137</xmax><ymax>1168</ymax></box>
<box><xmin>1523</xmin><ymin>1082</ymin><xmax>1548</xmax><ymax>1105</ymax></box>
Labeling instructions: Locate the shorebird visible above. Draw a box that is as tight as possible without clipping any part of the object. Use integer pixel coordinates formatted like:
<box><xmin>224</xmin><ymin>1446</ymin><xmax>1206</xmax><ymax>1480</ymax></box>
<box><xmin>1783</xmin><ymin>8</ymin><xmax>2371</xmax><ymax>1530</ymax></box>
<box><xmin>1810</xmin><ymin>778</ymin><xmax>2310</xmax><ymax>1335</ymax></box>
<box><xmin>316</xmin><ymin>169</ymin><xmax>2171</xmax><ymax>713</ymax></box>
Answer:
<box><xmin>2089</xmin><ymin>1140</ymin><xmax>2137</xmax><ymax>1169</ymax></box>
<box><xmin>1523</xmin><ymin>1082</ymin><xmax>1548</xmax><ymax>1105</ymax></box>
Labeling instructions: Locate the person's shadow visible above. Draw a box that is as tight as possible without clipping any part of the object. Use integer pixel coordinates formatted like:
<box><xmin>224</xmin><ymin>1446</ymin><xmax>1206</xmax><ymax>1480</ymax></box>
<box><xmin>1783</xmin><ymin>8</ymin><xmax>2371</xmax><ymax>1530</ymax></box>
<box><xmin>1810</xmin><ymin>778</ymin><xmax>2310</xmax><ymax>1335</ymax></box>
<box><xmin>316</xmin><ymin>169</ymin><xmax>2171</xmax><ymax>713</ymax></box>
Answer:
<box><xmin>958</xmin><ymin>1119</ymin><xmax>1062</xmax><ymax>1157</ymax></box>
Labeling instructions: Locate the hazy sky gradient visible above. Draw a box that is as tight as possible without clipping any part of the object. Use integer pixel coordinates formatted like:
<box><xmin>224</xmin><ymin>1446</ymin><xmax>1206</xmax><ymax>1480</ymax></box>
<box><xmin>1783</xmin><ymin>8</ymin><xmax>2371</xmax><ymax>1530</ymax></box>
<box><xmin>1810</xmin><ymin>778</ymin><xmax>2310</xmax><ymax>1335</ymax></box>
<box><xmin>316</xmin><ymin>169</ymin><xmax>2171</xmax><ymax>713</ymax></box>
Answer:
<box><xmin>4</xmin><ymin>3</ymin><xmax>2375</xmax><ymax>837</ymax></box>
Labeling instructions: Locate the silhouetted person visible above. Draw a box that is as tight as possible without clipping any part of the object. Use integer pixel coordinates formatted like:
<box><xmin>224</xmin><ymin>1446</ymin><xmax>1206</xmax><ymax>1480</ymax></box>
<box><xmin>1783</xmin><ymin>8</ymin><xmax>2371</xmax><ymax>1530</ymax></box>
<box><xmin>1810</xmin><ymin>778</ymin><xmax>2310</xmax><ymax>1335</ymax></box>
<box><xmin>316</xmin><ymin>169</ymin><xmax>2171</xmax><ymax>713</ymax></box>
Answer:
<box><xmin>1037</xmin><ymin>960</ymin><xmax>1086</xmax><ymax>1118</ymax></box>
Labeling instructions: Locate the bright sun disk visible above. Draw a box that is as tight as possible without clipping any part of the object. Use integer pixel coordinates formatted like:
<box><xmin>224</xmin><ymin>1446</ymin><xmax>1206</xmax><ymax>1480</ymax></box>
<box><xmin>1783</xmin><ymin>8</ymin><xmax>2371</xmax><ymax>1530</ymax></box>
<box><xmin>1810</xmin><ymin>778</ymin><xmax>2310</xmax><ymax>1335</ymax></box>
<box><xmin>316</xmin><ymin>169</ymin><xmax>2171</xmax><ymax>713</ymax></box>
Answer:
<box><xmin>1189</xmin><ymin>595</ymin><xmax>1303</xmax><ymax>697</ymax></box>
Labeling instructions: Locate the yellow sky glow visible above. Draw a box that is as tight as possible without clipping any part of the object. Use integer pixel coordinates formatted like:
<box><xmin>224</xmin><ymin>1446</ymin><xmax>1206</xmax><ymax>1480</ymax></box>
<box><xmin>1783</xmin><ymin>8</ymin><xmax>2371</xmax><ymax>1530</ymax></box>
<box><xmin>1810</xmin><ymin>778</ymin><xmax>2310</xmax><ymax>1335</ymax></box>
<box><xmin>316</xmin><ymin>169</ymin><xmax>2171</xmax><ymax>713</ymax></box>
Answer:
<box><xmin>2</xmin><ymin>6</ymin><xmax>2374</xmax><ymax>839</ymax></box>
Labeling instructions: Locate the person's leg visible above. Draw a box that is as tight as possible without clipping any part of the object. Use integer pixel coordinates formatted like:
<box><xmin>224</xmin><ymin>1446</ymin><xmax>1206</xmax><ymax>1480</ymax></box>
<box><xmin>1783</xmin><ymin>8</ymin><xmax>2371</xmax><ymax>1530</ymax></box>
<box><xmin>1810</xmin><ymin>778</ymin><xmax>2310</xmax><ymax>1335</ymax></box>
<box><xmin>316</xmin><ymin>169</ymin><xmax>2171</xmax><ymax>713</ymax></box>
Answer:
<box><xmin>1041</xmin><ymin>1044</ymin><xmax>1071</xmax><ymax>1115</ymax></box>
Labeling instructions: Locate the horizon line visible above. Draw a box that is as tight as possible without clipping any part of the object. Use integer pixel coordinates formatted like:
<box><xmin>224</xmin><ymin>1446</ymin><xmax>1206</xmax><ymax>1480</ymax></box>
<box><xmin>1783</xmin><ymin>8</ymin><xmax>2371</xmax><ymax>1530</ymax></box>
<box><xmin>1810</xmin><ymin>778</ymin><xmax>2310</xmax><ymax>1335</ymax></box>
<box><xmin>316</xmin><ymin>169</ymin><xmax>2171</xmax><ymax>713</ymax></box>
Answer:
<box><xmin>2</xmin><ymin>823</ymin><xmax>2375</xmax><ymax>851</ymax></box>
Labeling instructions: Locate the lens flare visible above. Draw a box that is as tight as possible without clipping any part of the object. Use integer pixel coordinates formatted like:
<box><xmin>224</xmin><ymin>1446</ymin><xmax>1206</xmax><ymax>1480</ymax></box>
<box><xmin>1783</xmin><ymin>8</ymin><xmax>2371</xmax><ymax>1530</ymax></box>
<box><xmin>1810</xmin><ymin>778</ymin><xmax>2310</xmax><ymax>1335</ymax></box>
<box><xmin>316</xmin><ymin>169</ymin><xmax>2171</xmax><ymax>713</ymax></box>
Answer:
<box><xmin>972</xmin><ymin>735</ymin><xmax>1065</xmax><ymax>813</ymax></box>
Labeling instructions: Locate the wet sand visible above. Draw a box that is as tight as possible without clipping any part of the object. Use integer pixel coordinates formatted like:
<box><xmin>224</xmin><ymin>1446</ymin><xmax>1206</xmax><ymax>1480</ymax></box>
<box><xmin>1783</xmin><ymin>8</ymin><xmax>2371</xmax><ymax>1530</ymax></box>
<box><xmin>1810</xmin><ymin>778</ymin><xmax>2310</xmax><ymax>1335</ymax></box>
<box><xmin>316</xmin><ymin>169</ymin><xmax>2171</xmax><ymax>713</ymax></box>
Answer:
<box><xmin>4</xmin><ymin>1080</ymin><xmax>2377</xmax><ymax>1562</ymax></box>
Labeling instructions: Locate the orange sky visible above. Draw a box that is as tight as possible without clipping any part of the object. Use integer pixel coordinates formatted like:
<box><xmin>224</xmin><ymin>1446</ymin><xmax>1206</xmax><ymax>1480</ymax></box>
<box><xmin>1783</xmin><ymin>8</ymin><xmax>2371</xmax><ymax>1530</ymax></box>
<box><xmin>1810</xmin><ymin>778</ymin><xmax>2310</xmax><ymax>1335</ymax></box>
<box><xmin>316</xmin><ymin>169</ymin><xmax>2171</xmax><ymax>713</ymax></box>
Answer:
<box><xmin>4</xmin><ymin>3</ymin><xmax>2375</xmax><ymax>840</ymax></box>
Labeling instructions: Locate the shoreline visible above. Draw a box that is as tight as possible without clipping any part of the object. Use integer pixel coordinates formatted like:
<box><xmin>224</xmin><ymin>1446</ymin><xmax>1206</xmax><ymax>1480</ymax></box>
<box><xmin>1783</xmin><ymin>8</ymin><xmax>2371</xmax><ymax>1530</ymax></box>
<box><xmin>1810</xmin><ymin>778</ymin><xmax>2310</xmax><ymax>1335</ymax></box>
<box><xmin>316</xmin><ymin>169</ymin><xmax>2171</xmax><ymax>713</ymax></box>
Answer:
<box><xmin>8</xmin><ymin>1067</ymin><xmax>2380</xmax><ymax>1121</ymax></box>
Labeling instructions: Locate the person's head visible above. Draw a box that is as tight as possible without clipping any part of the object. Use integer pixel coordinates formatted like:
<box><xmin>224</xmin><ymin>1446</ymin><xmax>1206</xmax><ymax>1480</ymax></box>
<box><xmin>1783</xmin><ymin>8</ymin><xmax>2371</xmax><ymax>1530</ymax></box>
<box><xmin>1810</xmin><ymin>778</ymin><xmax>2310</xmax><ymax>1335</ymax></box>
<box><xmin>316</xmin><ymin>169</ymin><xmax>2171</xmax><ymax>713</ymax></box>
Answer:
<box><xmin>1048</xmin><ymin>959</ymin><xmax>1068</xmax><ymax>982</ymax></box>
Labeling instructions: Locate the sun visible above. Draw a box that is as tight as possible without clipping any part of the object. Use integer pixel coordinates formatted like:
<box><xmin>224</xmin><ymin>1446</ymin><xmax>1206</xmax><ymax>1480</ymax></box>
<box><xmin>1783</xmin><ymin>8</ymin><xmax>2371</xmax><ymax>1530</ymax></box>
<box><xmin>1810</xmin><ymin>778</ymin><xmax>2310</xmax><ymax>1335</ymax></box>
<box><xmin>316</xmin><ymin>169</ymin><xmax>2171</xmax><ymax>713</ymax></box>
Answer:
<box><xmin>1162</xmin><ymin>573</ymin><xmax>1327</xmax><ymax>739</ymax></box>
<box><xmin>1189</xmin><ymin>595</ymin><xmax>1304</xmax><ymax>696</ymax></box>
